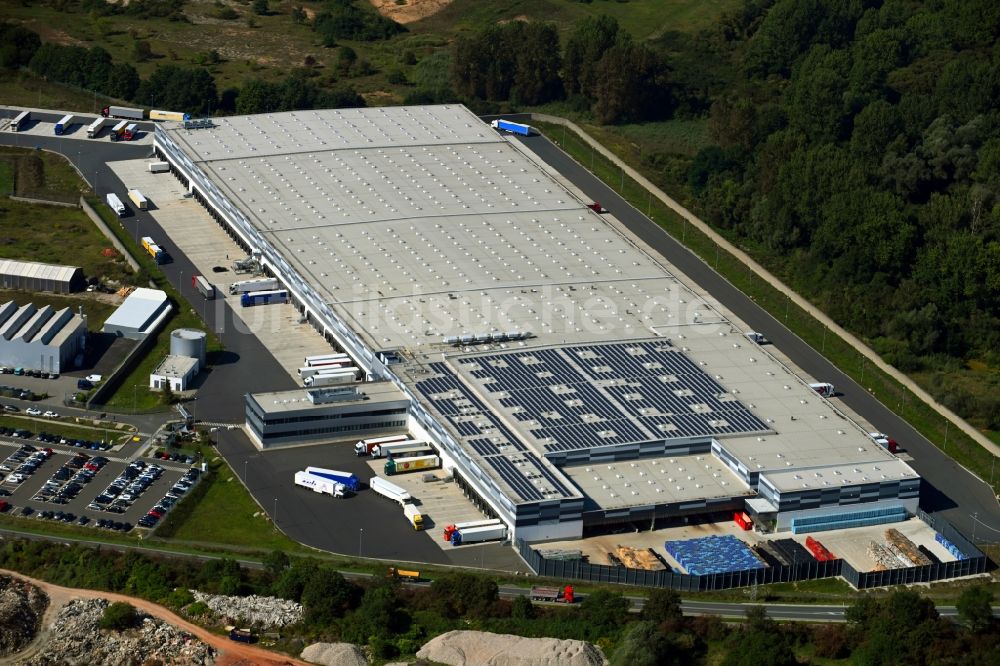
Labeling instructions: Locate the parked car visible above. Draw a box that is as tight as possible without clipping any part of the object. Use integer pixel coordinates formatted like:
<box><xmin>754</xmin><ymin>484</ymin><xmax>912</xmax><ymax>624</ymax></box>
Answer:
<box><xmin>1</xmin><ymin>404</ymin><xmax>17</xmax><ymax>412</ymax></box>
<box><xmin>42</xmin><ymin>411</ymin><xmax>59</xmax><ymax>418</ymax></box>
<box><xmin>25</xmin><ymin>408</ymin><xmax>42</xmax><ymax>416</ymax></box>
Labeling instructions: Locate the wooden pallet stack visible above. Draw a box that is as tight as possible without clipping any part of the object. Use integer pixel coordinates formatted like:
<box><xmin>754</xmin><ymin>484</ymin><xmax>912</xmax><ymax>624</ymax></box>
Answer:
<box><xmin>615</xmin><ymin>545</ymin><xmax>667</xmax><ymax>571</ymax></box>
<box><xmin>885</xmin><ymin>529</ymin><xmax>932</xmax><ymax>566</ymax></box>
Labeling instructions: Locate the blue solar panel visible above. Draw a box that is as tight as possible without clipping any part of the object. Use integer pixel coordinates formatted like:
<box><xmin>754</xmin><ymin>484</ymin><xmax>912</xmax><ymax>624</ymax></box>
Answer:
<box><xmin>459</xmin><ymin>341</ymin><xmax>768</xmax><ymax>454</ymax></box>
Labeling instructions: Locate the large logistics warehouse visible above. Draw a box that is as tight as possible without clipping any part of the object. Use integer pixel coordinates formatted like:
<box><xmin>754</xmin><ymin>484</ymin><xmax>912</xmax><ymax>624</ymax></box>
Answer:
<box><xmin>154</xmin><ymin>106</ymin><xmax>920</xmax><ymax>542</ymax></box>
<box><xmin>0</xmin><ymin>300</ymin><xmax>87</xmax><ymax>373</ymax></box>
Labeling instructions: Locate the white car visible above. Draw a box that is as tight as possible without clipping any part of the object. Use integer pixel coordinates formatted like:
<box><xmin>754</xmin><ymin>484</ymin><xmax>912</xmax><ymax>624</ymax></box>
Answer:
<box><xmin>42</xmin><ymin>410</ymin><xmax>59</xmax><ymax>418</ymax></box>
<box><xmin>85</xmin><ymin>374</ymin><xmax>103</xmax><ymax>383</ymax></box>
<box><xmin>25</xmin><ymin>407</ymin><xmax>42</xmax><ymax>416</ymax></box>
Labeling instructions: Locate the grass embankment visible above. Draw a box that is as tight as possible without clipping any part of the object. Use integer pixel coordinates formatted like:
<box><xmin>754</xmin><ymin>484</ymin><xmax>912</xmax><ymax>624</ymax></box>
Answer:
<box><xmin>0</xmin><ymin>414</ymin><xmax>134</xmax><ymax>445</ymax></box>
<box><xmin>536</xmin><ymin>120</ymin><xmax>999</xmax><ymax>498</ymax></box>
<box><xmin>153</xmin><ymin>454</ymin><xmax>310</xmax><ymax>554</ymax></box>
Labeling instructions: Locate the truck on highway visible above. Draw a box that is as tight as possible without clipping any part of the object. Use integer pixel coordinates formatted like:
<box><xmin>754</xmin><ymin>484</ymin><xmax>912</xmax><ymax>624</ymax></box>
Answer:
<box><xmin>354</xmin><ymin>434</ymin><xmax>409</xmax><ymax>456</ymax></box>
<box><xmin>106</xmin><ymin>193</ymin><xmax>126</xmax><ymax>217</ymax></box>
<box><xmin>87</xmin><ymin>117</ymin><xmax>108</xmax><ymax>138</ymax></box>
<box><xmin>148</xmin><ymin>162</ymin><xmax>170</xmax><ymax>173</ymax></box>
<box><xmin>109</xmin><ymin>120</ymin><xmax>128</xmax><ymax>141</ymax></box>
<box><xmin>369</xmin><ymin>476</ymin><xmax>411</xmax><ymax>504</ymax></box>
<box><xmin>192</xmin><ymin>275</ymin><xmax>215</xmax><ymax>300</ymax></box>
<box><xmin>127</xmin><ymin>189</ymin><xmax>148</xmax><ymax>210</ymax></box>
<box><xmin>384</xmin><ymin>454</ymin><xmax>439</xmax><ymax>476</ymax></box>
<box><xmin>141</xmin><ymin>236</ymin><xmax>166</xmax><ymax>264</ymax></box>
<box><xmin>403</xmin><ymin>502</ymin><xmax>425</xmax><ymax>530</ymax></box>
<box><xmin>229</xmin><ymin>277</ymin><xmax>279</xmax><ymax>295</ymax></box>
<box><xmin>450</xmin><ymin>523</ymin><xmax>507</xmax><ymax>546</ymax></box>
<box><xmin>809</xmin><ymin>382</ymin><xmax>835</xmax><ymax>397</ymax></box>
<box><xmin>371</xmin><ymin>440</ymin><xmax>432</xmax><ymax>459</ymax></box>
<box><xmin>302</xmin><ymin>368</ymin><xmax>357</xmax><ymax>387</ymax></box>
<box><xmin>240</xmin><ymin>289</ymin><xmax>288</xmax><ymax>307</ymax></box>
<box><xmin>149</xmin><ymin>109</ymin><xmax>190</xmax><ymax>122</ymax></box>
<box><xmin>529</xmin><ymin>585</ymin><xmax>574</xmax><ymax>603</ymax></box>
<box><xmin>102</xmin><ymin>106</ymin><xmax>144</xmax><ymax>120</ymax></box>
<box><xmin>443</xmin><ymin>518</ymin><xmax>503</xmax><ymax>542</ymax></box>
<box><xmin>491</xmin><ymin>119</ymin><xmax>532</xmax><ymax>136</ymax></box>
<box><xmin>294</xmin><ymin>470</ymin><xmax>345</xmax><ymax>498</ymax></box>
<box><xmin>303</xmin><ymin>466</ymin><xmax>360</xmax><ymax>492</ymax></box>
<box><xmin>54</xmin><ymin>114</ymin><xmax>76</xmax><ymax>135</ymax></box>
<box><xmin>11</xmin><ymin>111</ymin><xmax>29</xmax><ymax>132</ymax></box>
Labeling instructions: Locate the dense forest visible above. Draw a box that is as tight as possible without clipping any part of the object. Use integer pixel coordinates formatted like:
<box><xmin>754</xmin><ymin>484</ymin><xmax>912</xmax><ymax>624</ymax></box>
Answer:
<box><xmin>1</xmin><ymin>539</ymin><xmax>997</xmax><ymax>664</ymax></box>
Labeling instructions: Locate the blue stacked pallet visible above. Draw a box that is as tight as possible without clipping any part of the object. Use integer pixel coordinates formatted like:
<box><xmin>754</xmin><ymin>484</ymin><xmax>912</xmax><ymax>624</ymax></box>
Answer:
<box><xmin>664</xmin><ymin>535</ymin><xmax>766</xmax><ymax>575</ymax></box>
<box><xmin>934</xmin><ymin>533</ymin><xmax>967</xmax><ymax>560</ymax></box>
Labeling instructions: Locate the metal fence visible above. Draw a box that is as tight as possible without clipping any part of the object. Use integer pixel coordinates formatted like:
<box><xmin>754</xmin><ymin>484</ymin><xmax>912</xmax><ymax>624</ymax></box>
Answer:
<box><xmin>518</xmin><ymin>511</ymin><xmax>989</xmax><ymax>591</ymax></box>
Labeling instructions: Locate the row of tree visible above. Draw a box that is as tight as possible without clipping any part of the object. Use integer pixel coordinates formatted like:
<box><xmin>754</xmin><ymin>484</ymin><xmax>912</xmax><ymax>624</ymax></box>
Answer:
<box><xmin>0</xmin><ymin>539</ymin><xmax>996</xmax><ymax>663</ymax></box>
<box><xmin>3</xmin><ymin>26</ymin><xmax>366</xmax><ymax>117</ymax></box>
<box><xmin>685</xmin><ymin>0</ymin><xmax>1000</xmax><ymax>427</ymax></box>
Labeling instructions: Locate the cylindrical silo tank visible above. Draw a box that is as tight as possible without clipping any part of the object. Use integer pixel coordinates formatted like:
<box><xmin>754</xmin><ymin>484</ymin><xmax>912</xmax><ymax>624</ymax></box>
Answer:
<box><xmin>170</xmin><ymin>328</ymin><xmax>207</xmax><ymax>366</ymax></box>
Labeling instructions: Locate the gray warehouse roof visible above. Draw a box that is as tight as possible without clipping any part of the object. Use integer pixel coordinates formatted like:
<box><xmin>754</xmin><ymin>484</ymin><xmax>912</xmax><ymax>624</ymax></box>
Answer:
<box><xmin>104</xmin><ymin>288</ymin><xmax>169</xmax><ymax>333</ymax></box>
<box><xmin>0</xmin><ymin>259</ymin><xmax>81</xmax><ymax>283</ymax></box>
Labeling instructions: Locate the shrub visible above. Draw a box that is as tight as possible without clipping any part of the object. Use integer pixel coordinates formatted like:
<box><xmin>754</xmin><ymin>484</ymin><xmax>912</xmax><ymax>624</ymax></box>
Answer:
<box><xmin>100</xmin><ymin>602</ymin><xmax>138</xmax><ymax>631</ymax></box>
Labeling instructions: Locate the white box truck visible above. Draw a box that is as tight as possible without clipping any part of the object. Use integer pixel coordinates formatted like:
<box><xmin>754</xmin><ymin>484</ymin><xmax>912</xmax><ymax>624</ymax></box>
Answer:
<box><xmin>354</xmin><ymin>434</ymin><xmax>410</xmax><ymax>456</ymax></box>
<box><xmin>87</xmin><ymin>117</ymin><xmax>108</xmax><ymax>138</ymax></box>
<box><xmin>294</xmin><ymin>470</ymin><xmax>345</xmax><ymax>498</ymax></box>
<box><xmin>106</xmin><ymin>193</ymin><xmax>126</xmax><ymax>217</ymax></box>
<box><xmin>369</xmin><ymin>476</ymin><xmax>411</xmax><ymax>505</ymax></box>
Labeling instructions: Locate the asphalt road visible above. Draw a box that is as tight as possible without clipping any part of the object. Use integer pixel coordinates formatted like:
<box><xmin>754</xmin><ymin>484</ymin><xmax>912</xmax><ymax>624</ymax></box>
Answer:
<box><xmin>515</xmin><ymin>132</ymin><xmax>1000</xmax><ymax>538</ymax></box>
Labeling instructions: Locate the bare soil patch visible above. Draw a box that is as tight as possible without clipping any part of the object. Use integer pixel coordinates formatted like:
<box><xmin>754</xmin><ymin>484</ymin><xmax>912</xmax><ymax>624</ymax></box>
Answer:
<box><xmin>367</xmin><ymin>0</ymin><xmax>454</xmax><ymax>24</ymax></box>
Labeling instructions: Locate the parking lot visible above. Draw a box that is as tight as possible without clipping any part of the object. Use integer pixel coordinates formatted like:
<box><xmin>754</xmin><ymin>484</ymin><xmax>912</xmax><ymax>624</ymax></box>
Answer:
<box><xmin>0</xmin><ymin>439</ymin><xmax>195</xmax><ymax>533</ymax></box>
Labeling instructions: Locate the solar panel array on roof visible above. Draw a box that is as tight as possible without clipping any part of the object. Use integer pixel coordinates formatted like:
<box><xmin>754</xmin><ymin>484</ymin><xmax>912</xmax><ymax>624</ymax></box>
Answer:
<box><xmin>459</xmin><ymin>340</ymin><xmax>769</xmax><ymax>454</ymax></box>
<box><xmin>414</xmin><ymin>363</ymin><xmax>575</xmax><ymax>503</ymax></box>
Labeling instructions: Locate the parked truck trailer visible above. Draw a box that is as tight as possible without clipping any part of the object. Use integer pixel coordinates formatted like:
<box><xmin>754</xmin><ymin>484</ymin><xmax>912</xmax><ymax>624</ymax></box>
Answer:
<box><xmin>451</xmin><ymin>523</ymin><xmax>507</xmax><ymax>546</ymax></box>
<box><xmin>369</xmin><ymin>476</ymin><xmax>411</xmax><ymax>504</ymax></box>
<box><xmin>148</xmin><ymin>162</ymin><xmax>170</xmax><ymax>173</ymax></box>
<box><xmin>192</xmin><ymin>275</ymin><xmax>215</xmax><ymax>300</ymax></box>
<box><xmin>240</xmin><ymin>289</ymin><xmax>288</xmax><ymax>307</ymax></box>
<box><xmin>102</xmin><ymin>106</ymin><xmax>144</xmax><ymax>120</ymax></box>
<box><xmin>149</xmin><ymin>109</ymin><xmax>190</xmax><ymax>122</ymax></box>
<box><xmin>298</xmin><ymin>361</ymin><xmax>352</xmax><ymax>379</ymax></box>
<box><xmin>294</xmin><ymin>470</ymin><xmax>345</xmax><ymax>498</ymax></box>
<box><xmin>403</xmin><ymin>502</ymin><xmax>425</xmax><ymax>531</ymax></box>
<box><xmin>229</xmin><ymin>277</ymin><xmax>279</xmax><ymax>295</ymax></box>
<box><xmin>54</xmin><ymin>114</ymin><xmax>76</xmax><ymax>135</ymax></box>
<box><xmin>384</xmin><ymin>454</ymin><xmax>439</xmax><ymax>476</ymax></box>
<box><xmin>304</xmin><ymin>352</ymin><xmax>350</xmax><ymax>366</ymax></box>
<box><xmin>87</xmin><ymin>117</ymin><xmax>109</xmax><ymax>138</ymax></box>
<box><xmin>302</xmin><ymin>368</ymin><xmax>357</xmax><ymax>387</ymax></box>
<box><xmin>109</xmin><ymin>120</ymin><xmax>128</xmax><ymax>141</ymax></box>
<box><xmin>10</xmin><ymin>111</ymin><xmax>29</xmax><ymax>132</ymax></box>
<box><xmin>106</xmin><ymin>193</ymin><xmax>126</xmax><ymax>217</ymax></box>
<box><xmin>354</xmin><ymin>434</ymin><xmax>409</xmax><ymax>456</ymax></box>
<box><xmin>443</xmin><ymin>518</ymin><xmax>502</xmax><ymax>542</ymax></box>
<box><xmin>141</xmin><ymin>236</ymin><xmax>166</xmax><ymax>264</ymax></box>
<box><xmin>303</xmin><ymin>467</ymin><xmax>360</xmax><ymax>492</ymax></box>
<box><xmin>529</xmin><ymin>585</ymin><xmax>574</xmax><ymax>603</ymax></box>
<box><xmin>371</xmin><ymin>441</ymin><xmax>432</xmax><ymax>459</ymax></box>
<box><xmin>127</xmin><ymin>189</ymin><xmax>148</xmax><ymax>210</ymax></box>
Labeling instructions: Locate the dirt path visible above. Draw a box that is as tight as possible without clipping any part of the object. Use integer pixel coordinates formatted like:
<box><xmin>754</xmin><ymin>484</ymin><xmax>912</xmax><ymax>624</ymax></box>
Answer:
<box><xmin>0</xmin><ymin>569</ymin><xmax>311</xmax><ymax>666</ymax></box>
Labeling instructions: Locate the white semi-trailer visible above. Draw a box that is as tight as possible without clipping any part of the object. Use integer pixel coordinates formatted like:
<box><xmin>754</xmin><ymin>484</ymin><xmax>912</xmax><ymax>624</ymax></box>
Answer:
<box><xmin>302</xmin><ymin>368</ymin><xmax>358</xmax><ymax>387</ymax></box>
<box><xmin>294</xmin><ymin>471</ymin><xmax>345</xmax><ymax>498</ymax></box>
<box><xmin>369</xmin><ymin>476</ymin><xmax>411</xmax><ymax>505</ymax></box>
<box><xmin>451</xmin><ymin>523</ymin><xmax>507</xmax><ymax>546</ymax></box>
<box><xmin>371</xmin><ymin>440</ymin><xmax>432</xmax><ymax>459</ymax></box>
<box><xmin>229</xmin><ymin>277</ymin><xmax>279</xmax><ymax>294</ymax></box>
<box><xmin>354</xmin><ymin>434</ymin><xmax>409</xmax><ymax>456</ymax></box>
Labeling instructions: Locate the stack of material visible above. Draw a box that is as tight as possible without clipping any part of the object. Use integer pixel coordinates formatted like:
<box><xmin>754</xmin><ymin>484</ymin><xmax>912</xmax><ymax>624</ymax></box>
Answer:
<box><xmin>885</xmin><ymin>529</ymin><xmax>932</xmax><ymax>566</ymax></box>
<box><xmin>804</xmin><ymin>536</ymin><xmax>837</xmax><ymax>561</ymax></box>
<box><xmin>867</xmin><ymin>540</ymin><xmax>907</xmax><ymax>570</ymax></box>
<box><xmin>538</xmin><ymin>549</ymin><xmax>585</xmax><ymax>562</ymax></box>
<box><xmin>116</xmin><ymin>286</ymin><xmax>135</xmax><ymax>297</ymax></box>
<box><xmin>614</xmin><ymin>545</ymin><xmax>666</xmax><ymax>571</ymax></box>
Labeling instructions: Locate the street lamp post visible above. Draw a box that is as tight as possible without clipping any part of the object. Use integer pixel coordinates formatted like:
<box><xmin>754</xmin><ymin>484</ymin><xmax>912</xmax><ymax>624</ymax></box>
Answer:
<box><xmin>243</xmin><ymin>458</ymin><xmax>248</xmax><ymax>483</ymax></box>
<box><xmin>273</xmin><ymin>498</ymin><xmax>278</xmax><ymax>530</ymax></box>
<box><xmin>359</xmin><ymin>527</ymin><xmax>363</xmax><ymax>557</ymax></box>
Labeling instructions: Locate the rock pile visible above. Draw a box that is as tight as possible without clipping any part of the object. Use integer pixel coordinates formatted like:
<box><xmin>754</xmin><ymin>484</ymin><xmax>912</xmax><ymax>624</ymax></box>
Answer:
<box><xmin>300</xmin><ymin>642</ymin><xmax>368</xmax><ymax>666</ymax></box>
<box><xmin>417</xmin><ymin>630</ymin><xmax>608</xmax><ymax>666</ymax></box>
<box><xmin>190</xmin><ymin>590</ymin><xmax>303</xmax><ymax>628</ymax></box>
<box><xmin>23</xmin><ymin>598</ymin><xmax>214</xmax><ymax>665</ymax></box>
<box><xmin>0</xmin><ymin>575</ymin><xmax>47</xmax><ymax>657</ymax></box>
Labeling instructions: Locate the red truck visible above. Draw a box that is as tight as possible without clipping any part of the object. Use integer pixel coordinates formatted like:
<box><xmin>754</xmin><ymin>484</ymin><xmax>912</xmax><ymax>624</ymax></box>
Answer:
<box><xmin>529</xmin><ymin>585</ymin><xmax>574</xmax><ymax>603</ymax></box>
